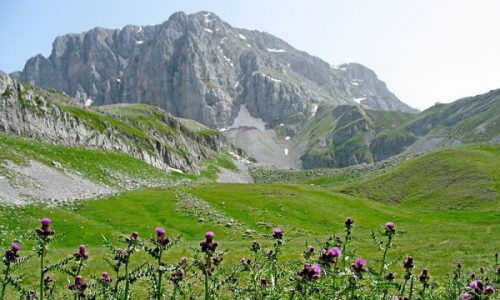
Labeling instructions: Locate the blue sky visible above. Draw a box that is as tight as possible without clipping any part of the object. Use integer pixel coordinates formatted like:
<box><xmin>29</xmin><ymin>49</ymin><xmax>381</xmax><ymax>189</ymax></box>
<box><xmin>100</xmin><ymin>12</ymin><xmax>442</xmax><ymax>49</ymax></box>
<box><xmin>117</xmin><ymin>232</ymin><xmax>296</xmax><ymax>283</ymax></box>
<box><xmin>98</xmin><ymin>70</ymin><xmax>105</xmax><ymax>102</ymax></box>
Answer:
<box><xmin>1</xmin><ymin>0</ymin><xmax>499</xmax><ymax>110</ymax></box>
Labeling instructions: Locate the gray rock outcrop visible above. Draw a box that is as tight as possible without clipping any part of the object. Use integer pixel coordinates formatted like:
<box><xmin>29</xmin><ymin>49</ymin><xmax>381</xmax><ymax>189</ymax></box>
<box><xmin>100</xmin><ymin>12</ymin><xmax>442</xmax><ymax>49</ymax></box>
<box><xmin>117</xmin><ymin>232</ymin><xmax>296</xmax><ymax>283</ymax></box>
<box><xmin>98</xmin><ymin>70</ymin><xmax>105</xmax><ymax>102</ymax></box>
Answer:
<box><xmin>12</xmin><ymin>11</ymin><xmax>418</xmax><ymax>129</ymax></box>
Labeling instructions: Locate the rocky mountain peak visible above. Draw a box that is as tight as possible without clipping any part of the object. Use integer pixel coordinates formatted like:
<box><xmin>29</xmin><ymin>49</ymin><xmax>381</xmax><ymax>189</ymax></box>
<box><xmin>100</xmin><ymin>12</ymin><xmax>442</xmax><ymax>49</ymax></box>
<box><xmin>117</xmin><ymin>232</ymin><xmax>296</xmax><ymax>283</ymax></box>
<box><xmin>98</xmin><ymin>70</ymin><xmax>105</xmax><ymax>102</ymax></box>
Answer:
<box><xmin>12</xmin><ymin>11</ymin><xmax>418</xmax><ymax>129</ymax></box>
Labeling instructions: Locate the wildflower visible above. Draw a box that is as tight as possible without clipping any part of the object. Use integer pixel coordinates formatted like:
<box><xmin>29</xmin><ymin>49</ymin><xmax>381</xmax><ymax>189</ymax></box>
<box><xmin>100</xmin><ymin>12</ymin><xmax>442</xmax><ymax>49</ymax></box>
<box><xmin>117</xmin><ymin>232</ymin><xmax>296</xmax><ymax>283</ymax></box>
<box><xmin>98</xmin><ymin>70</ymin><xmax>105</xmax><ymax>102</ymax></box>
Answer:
<box><xmin>171</xmin><ymin>268</ymin><xmax>185</xmax><ymax>283</ymax></box>
<box><xmin>44</xmin><ymin>275</ymin><xmax>53</xmax><ymax>283</ymax></box>
<box><xmin>460</xmin><ymin>292</ymin><xmax>472</xmax><ymax>300</ymax></box>
<box><xmin>251</xmin><ymin>240</ymin><xmax>261</xmax><ymax>252</ymax></box>
<box><xmin>419</xmin><ymin>268</ymin><xmax>429</xmax><ymax>283</ymax></box>
<box><xmin>272</xmin><ymin>228</ymin><xmax>283</xmax><ymax>239</ymax></box>
<box><xmin>4</xmin><ymin>243</ymin><xmax>21</xmax><ymax>262</ymax></box>
<box><xmin>154</xmin><ymin>227</ymin><xmax>171</xmax><ymax>246</ymax></box>
<box><xmin>126</xmin><ymin>231</ymin><xmax>139</xmax><ymax>242</ymax></box>
<box><xmin>403</xmin><ymin>256</ymin><xmax>414</xmax><ymax>269</ymax></box>
<box><xmin>392</xmin><ymin>297</ymin><xmax>409</xmax><ymax>300</ymax></box>
<box><xmin>351</xmin><ymin>258</ymin><xmax>367</xmax><ymax>273</ymax></box>
<box><xmin>240</xmin><ymin>257</ymin><xmax>251</xmax><ymax>266</ymax></box>
<box><xmin>68</xmin><ymin>275</ymin><xmax>89</xmax><ymax>293</ymax></box>
<box><xmin>102</xmin><ymin>271</ymin><xmax>112</xmax><ymax>284</ymax></box>
<box><xmin>485</xmin><ymin>285</ymin><xmax>495</xmax><ymax>295</ymax></box>
<box><xmin>307</xmin><ymin>245</ymin><xmax>315</xmax><ymax>254</ymax></box>
<box><xmin>266</xmin><ymin>249</ymin><xmax>274</xmax><ymax>259</ymax></box>
<box><xmin>385</xmin><ymin>221</ymin><xmax>396</xmax><ymax>235</ymax></box>
<box><xmin>321</xmin><ymin>247</ymin><xmax>342</xmax><ymax>264</ymax></box>
<box><xmin>385</xmin><ymin>272</ymin><xmax>395</xmax><ymax>281</ymax></box>
<box><xmin>260</xmin><ymin>277</ymin><xmax>269</xmax><ymax>287</ymax></box>
<box><xmin>200</xmin><ymin>231</ymin><xmax>218</xmax><ymax>252</ymax></box>
<box><xmin>469</xmin><ymin>279</ymin><xmax>483</xmax><ymax>293</ymax></box>
<box><xmin>180</xmin><ymin>256</ymin><xmax>188</xmax><ymax>264</ymax></box>
<box><xmin>298</xmin><ymin>263</ymin><xmax>322</xmax><ymax>280</ymax></box>
<box><xmin>345</xmin><ymin>217</ymin><xmax>354</xmax><ymax>229</ymax></box>
<box><xmin>35</xmin><ymin>217</ymin><xmax>55</xmax><ymax>237</ymax></box>
<box><xmin>74</xmin><ymin>244</ymin><xmax>89</xmax><ymax>260</ymax></box>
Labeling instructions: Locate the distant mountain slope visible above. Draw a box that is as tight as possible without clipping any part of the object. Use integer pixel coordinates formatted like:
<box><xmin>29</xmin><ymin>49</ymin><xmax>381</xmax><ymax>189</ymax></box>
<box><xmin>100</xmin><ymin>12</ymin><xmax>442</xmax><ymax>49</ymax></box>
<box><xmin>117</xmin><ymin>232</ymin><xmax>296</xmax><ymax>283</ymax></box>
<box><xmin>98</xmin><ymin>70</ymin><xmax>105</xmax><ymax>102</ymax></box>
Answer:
<box><xmin>12</xmin><ymin>11</ymin><xmax>417</xmax><ymax>129</ymax></box>
<box><xmin>291</xmin><ymin>88</ymin><xmax>500</xmax><ymax>168</ymax></box>
<box><xmin>293</xmin><ymin>105</ymin><xmax>416</xmax><ymax>168</ymax></box>
<box><xmin>0</xmin><ymin>70</ymin><xmax>238</xmax><ymax>173</ymax></box>
<box><xmin>336</xmin><ymin>145</ymin><xmax>500</xmax><ymax>210</ymax></box>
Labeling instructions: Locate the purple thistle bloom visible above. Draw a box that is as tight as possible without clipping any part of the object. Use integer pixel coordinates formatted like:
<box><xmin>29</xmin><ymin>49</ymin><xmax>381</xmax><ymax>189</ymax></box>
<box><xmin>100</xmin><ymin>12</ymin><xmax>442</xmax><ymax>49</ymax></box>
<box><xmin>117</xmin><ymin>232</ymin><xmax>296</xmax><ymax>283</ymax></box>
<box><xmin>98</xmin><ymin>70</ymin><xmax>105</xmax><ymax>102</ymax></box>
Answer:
<box><xmin>205</xmin><ymin>231</ymin><xmax>215</xmax><ymax>242</ymax></box>
<box><xmin>74</xmin><ymin>244</ymin><xmax>89</xmax><ymax>260</ymax></box>
<box><xmin>102</xmin><ymin>271</ymin><xmax>112</xmax><ymax>283</ymax></box>
<box><xmin>485</xmin><ymin>285</ymin><xmax>495</xmax><ymax>295</ymax></box>
<box><xmin>460</xmin><ymin>292</ymin><xmax>472</xmax><ymax>300</ymax></box>
<box><xmin>36</xmin><ymin>218</ymin><xmax>55</xmax><ymax>237</ymax></box>
<box><xmin>272</xmin><ymin>228</ymin><xmax>283</xmax><ymax>239</ymax></box>
<box><xmin>11</xmin><ymin>243</ymin><xmax>21</xmax><ymax>251</ymax></box>
<box><xmin>155</xmin><ymin>227</ymin><xmax>166</xmax><ymax>238</ymax></box>
<box><xmin>469</xmin><ymin>279</ymin><xmax>483</xmax><ymax>293</ymax></box>
<box><xmin>351</xmin><ymin>258</ymin><xmax>367</xmax><ymax>273</ymax></box>
<box><xmin>330</xmin><ymin>247</ymin><xmax>342</xmax><ymax>258</ymax></box>
<box><xmin>41</xmin><ymin>218</ymin><xmax>52</xmax><ymax>227</ymax></box>
<box><xmin>385</xmin><ymin>221</ymin><xmax>396</xmax><ymax>234</ymax></box>
<box><xmin>260</xmin><ymin>277</ymin><xmax>269</xmax><ymax>287</ymax></box>
<box><xmin>68</xmin><ymin>275</ymin><xmax>89</xmax><ymax>293</ymax></box>
<box><xmin>5</xmin><ymin>242</ymin><xmax>21</xmax><ymax>262</ymax></box>
<box><xmin>200</xmin><ymin>231</ymin><xmax>218</xmax><ymax>252</ymax></box>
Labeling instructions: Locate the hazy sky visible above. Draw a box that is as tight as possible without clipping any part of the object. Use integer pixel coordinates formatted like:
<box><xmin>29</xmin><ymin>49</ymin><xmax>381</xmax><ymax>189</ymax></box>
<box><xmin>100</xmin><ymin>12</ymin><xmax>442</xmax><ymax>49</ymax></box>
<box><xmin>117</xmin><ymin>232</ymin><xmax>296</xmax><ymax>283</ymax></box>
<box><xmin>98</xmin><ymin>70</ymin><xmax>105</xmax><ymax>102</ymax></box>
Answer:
<box><xmin>1</xmin><ymin>0</ymin><xmax>499</xmax><ymax>110</ymax></box>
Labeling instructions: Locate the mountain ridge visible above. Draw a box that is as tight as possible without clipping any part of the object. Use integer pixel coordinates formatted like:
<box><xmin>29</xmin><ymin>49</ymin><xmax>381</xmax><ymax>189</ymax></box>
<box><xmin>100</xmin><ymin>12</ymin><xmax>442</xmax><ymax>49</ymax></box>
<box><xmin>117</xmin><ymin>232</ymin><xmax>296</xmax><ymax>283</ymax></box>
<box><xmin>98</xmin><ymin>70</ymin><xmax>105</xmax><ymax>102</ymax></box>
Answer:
<box><xmin>12</xmin><ymin>11</ymin><xmax>418</xmax><ymax>130</ymax></box>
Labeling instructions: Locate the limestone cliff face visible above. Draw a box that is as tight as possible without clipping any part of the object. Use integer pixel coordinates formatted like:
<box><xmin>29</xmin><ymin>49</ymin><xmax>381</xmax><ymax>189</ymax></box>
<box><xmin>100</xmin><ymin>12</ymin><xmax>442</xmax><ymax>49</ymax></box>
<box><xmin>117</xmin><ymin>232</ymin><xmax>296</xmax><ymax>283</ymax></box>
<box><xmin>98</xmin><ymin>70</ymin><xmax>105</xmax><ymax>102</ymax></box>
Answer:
<box><xmin>0</xmin><ymin>71</ymin><xmax>238</xmax><ymax>173</ymax></box>
<box><xmin>13</xmin><ymin>11</ymin><xmax>417</xmax><ymax>129</ymax></box>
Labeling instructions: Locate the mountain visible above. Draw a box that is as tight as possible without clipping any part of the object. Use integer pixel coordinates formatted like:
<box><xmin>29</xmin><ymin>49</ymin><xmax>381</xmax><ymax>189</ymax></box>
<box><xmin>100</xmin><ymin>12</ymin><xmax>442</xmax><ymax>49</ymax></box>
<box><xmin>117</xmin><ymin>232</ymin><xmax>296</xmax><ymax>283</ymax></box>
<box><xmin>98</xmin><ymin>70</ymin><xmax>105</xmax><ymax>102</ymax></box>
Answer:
<box><xmin>292</xmin><ymin>88</ymin><xmax>500</xmax><ymax>168</ymax></box>
<box><xmin>0</xmin><ymin>70</ymin><xmax>240</xmax><ymax>173</ymax></box>
<box><xmin>12</xmin><ymin>11</ymin><xmax>417</xmax><ymax>130</ymax></box>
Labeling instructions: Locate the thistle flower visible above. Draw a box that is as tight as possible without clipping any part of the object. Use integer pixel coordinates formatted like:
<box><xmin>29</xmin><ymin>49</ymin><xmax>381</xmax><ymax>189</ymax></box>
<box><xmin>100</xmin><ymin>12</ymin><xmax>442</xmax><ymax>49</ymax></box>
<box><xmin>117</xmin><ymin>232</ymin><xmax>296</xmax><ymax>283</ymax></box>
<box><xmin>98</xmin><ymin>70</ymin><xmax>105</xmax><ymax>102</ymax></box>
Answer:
<box><xmin>351</xmin><ymin>258</ymin><xmax>367</xmax><ymax>273</ymax></box>
<box><xmin>321</xmin><ymin>246</ymin><xmax>342</xmax><ymax>264</ymax></box>
<box><xmin>102</xmin><ymin>271</ymin><xmax>112</xmax><ymax>284</ymax></box>
<box><xmin>266</xmin><ymin>249</ymin><xmax>274</xmax><ymax>259</ymax></box>
<box><xmin>251</xmin><ymin>240</ymin><xmax>261</xmax><ymax>252</ymax></box>
<box><xmin>171</xmin><ymin>268</ymin><xmax>185</xmax><ymax>283</ymax></box>
<box><xmin>345</xmin><ymin>217</ymin><xmax>354</xmax><ymax>229</ymax></box>
<box><xmin>125</xmin><ymin>231</ymin><xmax>139</xmax><ymax>243</ymax></box>
<box><xmin>298</xmin><ymin>263</ymin><xmax>322</xmax><ymax>280</ymax></box>
<box><xmin>154</xmin><ymin>227</ymin><xmax>171</xmax><ymax>246</ymax></box>
<box><xmin>74</xmin><ymin>244</ymin><xmax>89</xmax><ymax>260</ymax></box>
<box><xmin>44</xmin><ymin>275</ymin><xmax>53</xmax><ymax>283</ymax></box>
<box><xmin>392</xmin><ymin>297</ymin><xmax>409</xmax><ymax>300</ymax></box>
<box><xmin>4</xmin><ymin>243</ymin><xmax>21</xmax><ymax>262</ymax></box>
<box><xmin>403</xmin><ymin>256</ymin><xmax>414</xmax><ymax>269</ymax></box>
<box><xmin>35</xmin><ymin>217</ymin><xmax>55</xmax><ymax>237</ymax></box>
<box><xmin>180</xmin><ymin>256</ymin><xmax>188</xmax><ymax>264</ymax></box>
<box><xmin>272</xmin><ymin>228</ymin><xmax>283</xmax><ymax>239</ymax></box>
<box><xmin>419</xmin><ymin>268</ymin><xmax>429</xmax><ymax>283</ymax></box>
<box><xmin>307</xmin><ymin>245</ymin><xmax>315</xmax><ymax>254</ymax></box>
<box><xmin>68</xmin><ymin>275</ymin><xmax>89</xmax><ymax>293</ymax></box>
<box><xmin>485</xmin><ymin>285</ymin><xmax>495</xmax><ymax>295</ymax></box>
<box><xmin>200</xmin><ymin>231</ymin><xmax>218</xmax><ymax>252</ymax></box>
<box><xmin>385</xmin><ymin>221</ymin><xmax>396</xmax><ymax>235</ymax></box>
<box><xmin>460</xmin><ymin>292</ymin><xmax>472</xmax><ymax>300</ymax></box>
<box><xmin>260</xmin><ymin>277</ymin><xmax>269</xmax><ymax>287</ymax></box>
<box><xmin>240</xmin><ymin>257</ymin><xmax>251</xmax><ymax>266</ymax></box>
<box><xmin>385</xmin><ymin>272</ymin><xmax>395</xmax><ymax>281</ymax></box>
<box><xmin>469</xmin><ymin>279</ymin><xmax>483</xmax><ymax>293</ymax></box>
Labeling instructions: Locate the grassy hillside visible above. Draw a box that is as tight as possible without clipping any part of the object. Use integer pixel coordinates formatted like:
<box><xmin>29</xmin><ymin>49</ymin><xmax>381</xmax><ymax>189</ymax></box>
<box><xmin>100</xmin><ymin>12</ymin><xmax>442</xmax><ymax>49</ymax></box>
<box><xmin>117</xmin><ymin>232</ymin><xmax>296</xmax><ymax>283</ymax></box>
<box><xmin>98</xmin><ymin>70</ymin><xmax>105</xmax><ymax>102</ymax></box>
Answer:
<box><xmin>0</xmin><ymin>184</ymin><xmax>497</xmax><ymax>279</ymax></box>
<box><xmin>0</xmin><ymin>132</ymin><xmax>174</xmax><ymax>188</ymax></box>
<box><xmin>337</xmin><ymin>145</ymin><xmax>500</xmax><ymax>210</ymax></box>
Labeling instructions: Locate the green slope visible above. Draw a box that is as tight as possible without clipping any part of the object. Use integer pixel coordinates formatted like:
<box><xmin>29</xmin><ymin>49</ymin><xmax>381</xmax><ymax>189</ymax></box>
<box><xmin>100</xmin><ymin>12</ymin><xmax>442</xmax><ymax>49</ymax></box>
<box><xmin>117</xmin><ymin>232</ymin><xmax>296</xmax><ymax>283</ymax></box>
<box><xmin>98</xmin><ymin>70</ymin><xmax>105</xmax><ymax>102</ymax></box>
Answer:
<box><xmin>336</xmin><ymin>145</ymin><xmax>500</xmax><ymax>210</ymax></box>
<box><xmin>0</xmin><ymin>184</ymin><xmax>497</xmax><ymax>280</ymax></box>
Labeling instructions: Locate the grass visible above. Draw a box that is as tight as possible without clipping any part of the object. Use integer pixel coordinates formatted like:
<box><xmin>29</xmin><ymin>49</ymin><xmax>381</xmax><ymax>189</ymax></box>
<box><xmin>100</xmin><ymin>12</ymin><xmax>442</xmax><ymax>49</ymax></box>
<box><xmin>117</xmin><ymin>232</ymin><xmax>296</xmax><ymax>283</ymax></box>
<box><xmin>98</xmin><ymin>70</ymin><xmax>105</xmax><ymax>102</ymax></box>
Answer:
<box><xmin>0</xmin><ymin>132</ymin><xmax>172</xmax><ymax>187</ymax></box>
<box><xmin>200</xmin><ymin>152</ymin><xmax>238</xmax><ymax>180</ymax></box>
<box><xmin>0</xmin><ymin>183</ymin><xmax>497</xmax><ymax>281</ymax></box>
<box><xmin>337</xmin><ymin>144</ymin><xmax>500</xmax><ymax>210</ymax></box>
